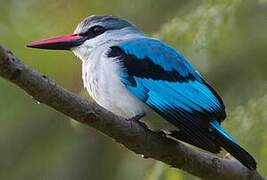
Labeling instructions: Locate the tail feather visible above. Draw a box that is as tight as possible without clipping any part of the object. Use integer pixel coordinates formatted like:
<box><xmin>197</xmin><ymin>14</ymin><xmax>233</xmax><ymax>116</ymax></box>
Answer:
<box><xmin>170</xmin><ymin>130</ymin><xmax>221</xmax><ymax>153</ymax></box>
<box><xmin>210</xmin><ymin>120</ymin><xmax>257</xmax><ymax>170</ymax></box>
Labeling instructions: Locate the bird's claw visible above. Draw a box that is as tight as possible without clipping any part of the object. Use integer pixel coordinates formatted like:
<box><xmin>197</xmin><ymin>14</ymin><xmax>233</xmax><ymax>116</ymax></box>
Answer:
<box><xmin>156</xmin><ymin>131</ymin><xmax>167</xmax><ymax>137</ymax></box>
<box><xmin>128</xmin><ymin>112</ymin><xmax>146</xmax><ymax>121</ymax></box>
<box><xmin>128</xmin><ymin>112</ymin><xmax>147</xmax><ymax>129</ymax></box>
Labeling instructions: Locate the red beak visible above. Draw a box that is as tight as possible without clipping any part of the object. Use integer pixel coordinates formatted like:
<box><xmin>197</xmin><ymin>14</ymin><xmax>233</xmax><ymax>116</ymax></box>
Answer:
<box><xmin>27</xmin><ymin>33</ymin><xmax>87</xmax><ymax>50</ymax></box>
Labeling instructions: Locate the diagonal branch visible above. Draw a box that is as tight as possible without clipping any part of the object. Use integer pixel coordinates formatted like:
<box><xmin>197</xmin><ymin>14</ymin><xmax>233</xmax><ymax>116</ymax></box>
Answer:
<box><xmin>0</xmin><ymin>45</ymin><xmax>263</xmax><ymax>180</ymax></box>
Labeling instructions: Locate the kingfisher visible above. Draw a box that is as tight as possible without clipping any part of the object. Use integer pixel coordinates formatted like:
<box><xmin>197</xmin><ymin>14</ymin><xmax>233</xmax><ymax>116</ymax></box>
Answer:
<box><xmin>27</xmin><ymin>15</ymin><xmax>256</xmax><ymax>170</ymax></box>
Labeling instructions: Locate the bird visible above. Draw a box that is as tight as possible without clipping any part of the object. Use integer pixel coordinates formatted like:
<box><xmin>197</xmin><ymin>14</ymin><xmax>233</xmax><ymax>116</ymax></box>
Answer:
<box><xmin>27</xmin><ymin>15</ymin><xmax>257</xmax><ymax>170</ymax></box>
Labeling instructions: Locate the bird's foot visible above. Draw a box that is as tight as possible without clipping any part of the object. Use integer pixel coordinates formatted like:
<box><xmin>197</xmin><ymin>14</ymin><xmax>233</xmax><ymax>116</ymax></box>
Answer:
<box><xmin>128</xmin><ymin>112</ymin><xmax>146</xmax><ymax>121</ymax></box>
<box><xmin>224</xmin><ymin>153</ymin><xmax>233</xmax><ymax>160</ymax></box>
<box><xmin>128</xmin><ymin>112</ymin><xmax>147</xmax><ymax>129</ymax></box>
<box><xmin>137</xmin><ymin>120</ymin><xmax>149</xmax><ymax>129</ymax></box>
<box><xmin>156</xmin><ymin>131</ymin><xmax>167</xmax><ymax>137</ymax></box>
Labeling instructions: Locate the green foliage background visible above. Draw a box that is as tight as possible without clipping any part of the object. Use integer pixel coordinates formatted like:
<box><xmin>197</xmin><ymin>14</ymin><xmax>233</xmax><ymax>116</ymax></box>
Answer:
<box><xmin>0</xmin><ymin>0</ymin><xmax>266</xmax><ymax>179</ymax></box>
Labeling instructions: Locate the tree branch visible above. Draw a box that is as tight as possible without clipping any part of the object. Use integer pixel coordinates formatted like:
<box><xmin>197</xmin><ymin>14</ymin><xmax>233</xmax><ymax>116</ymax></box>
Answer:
<box><xmin>0</xmin><ymin>45</ymin><xmax>263</xmax><ymax>180</ymax></box>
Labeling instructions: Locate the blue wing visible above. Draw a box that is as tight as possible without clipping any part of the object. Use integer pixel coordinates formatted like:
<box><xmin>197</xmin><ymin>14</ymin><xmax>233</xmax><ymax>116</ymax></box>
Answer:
<box><xmin>108</xmin><ymin>38</ymin><xmax>226</xmax><ymax>153</ymax></box>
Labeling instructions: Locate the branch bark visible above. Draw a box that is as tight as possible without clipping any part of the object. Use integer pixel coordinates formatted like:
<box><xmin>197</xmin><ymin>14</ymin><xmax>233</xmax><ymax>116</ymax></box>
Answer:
<box><xmin>0</xmin><ymin>45</ymin><xmax>264</xmax><ymax>180</ymax></box>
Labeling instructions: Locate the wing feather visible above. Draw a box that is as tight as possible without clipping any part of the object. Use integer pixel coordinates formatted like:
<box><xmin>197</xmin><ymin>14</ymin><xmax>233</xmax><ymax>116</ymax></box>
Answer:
<box><xmin>107</xmin><ymin>38</ymin><xmax>225</xmax><ymax>153</ymax></box>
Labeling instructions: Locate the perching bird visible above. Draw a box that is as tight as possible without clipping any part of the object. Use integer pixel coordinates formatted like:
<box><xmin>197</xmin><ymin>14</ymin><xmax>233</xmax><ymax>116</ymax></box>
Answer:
<box><xmin>27</xmin><ymin>15</ymin><xmax>256</xmax><ymax>170</ymax></box>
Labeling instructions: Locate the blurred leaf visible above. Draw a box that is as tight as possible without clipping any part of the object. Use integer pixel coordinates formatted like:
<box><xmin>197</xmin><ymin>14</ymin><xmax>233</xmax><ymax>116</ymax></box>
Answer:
<box><xmin>144</xmin><ymin>162</ymin><xmax>166</xmax><ymax>180</ymax></box>
<box><xmin>164</xmin><ymin>167</ymin><xmax>183</xmax><ymax>180</ymax></box>
<box><xmin>155</xmin><ymin>0</ymin><xmax>241</xmax><ymax>53</ymax></box>
<box><xmin>144</xmin><ymin>162</ymin><xmax>184</xmax><ymax>180</ymax></box>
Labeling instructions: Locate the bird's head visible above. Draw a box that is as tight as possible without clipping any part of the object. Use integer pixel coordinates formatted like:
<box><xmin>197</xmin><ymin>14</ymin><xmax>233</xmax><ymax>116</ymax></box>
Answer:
<box><xmin>27</xmin><ymin>15</ymin><xmax>142</xmax><ymax>60</ymax></box>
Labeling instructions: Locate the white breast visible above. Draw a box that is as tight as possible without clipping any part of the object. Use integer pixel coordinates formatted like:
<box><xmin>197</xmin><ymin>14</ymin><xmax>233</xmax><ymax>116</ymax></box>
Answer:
<box><xmin>81</xmin><ymin>43</ymin><xmax>145</xmax><ymax>119</ymax></box>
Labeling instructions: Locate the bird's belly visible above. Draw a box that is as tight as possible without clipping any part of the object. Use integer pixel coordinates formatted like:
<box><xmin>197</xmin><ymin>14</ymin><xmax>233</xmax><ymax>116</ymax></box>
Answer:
<box><xmin>96</xmin><ymin>84</ymin><xmax>145</xmax><ymax>119</ymax></box>
<box><xmin>82</xmin><ymin>60</ymin><xmax>145</xmax><ymax>119</ymax></box>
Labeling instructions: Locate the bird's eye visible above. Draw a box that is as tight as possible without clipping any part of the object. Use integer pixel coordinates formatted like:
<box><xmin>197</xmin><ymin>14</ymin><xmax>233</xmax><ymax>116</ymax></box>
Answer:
<box><xmin>92</xmin><ymin>26</ymin><xmax>106</xmax><ymax>35</ymax></box>
<box><xmin>81</xmin><ymin>25</ymin><xmax>106</xmax><ymax>38</ymax></box>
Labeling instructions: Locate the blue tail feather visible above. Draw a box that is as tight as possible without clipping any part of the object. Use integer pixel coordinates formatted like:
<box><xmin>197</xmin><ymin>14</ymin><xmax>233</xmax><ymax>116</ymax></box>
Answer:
<box><xmin>209</xmin><ymin>119</ymin><xmax>256</xmax><ymax>170</ymax></box>
<box><xmin>209</xmin><ymin>120</ymin><xmax>237</xmax><ymax>144</ymax></box>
